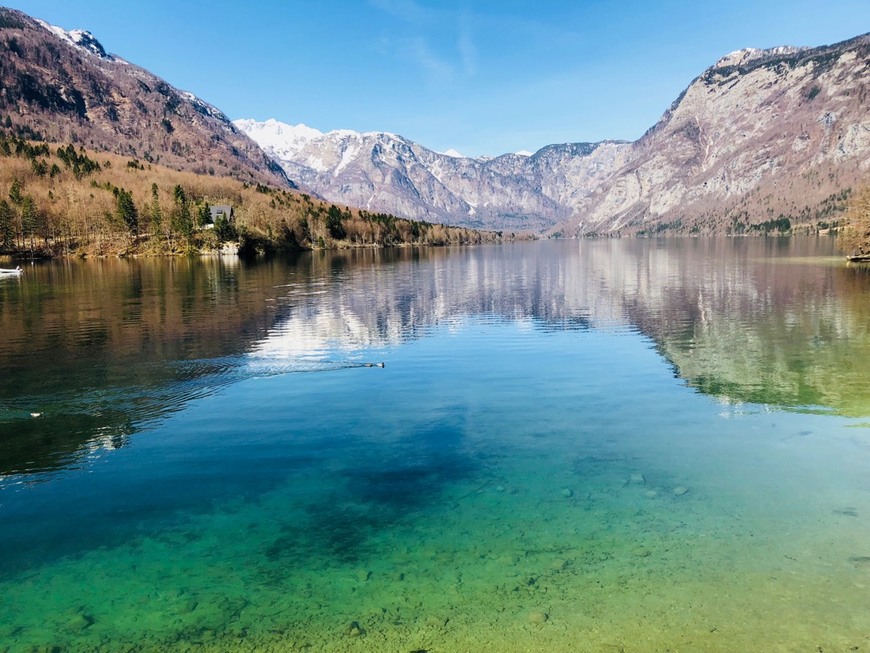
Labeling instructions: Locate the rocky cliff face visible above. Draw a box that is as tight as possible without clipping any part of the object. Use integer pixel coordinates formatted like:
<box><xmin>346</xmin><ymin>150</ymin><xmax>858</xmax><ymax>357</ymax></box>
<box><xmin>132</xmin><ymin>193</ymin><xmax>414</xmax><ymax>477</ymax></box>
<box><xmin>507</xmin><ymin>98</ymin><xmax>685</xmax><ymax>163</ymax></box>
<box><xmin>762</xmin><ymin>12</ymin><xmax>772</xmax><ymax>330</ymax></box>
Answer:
<box><xmin>240</xmin><ymin>33</ymin><xmax>870</xmax><ymax>234</ymax></box>
<box><xmin>0</xmin><ymin>8</ymin><xmax>291</xmax><ymax>188</ymax></box>
<box><xmin>562</xmin><ymin>33</ymin><xmax>870</xmax><ymax>236</ymax></box>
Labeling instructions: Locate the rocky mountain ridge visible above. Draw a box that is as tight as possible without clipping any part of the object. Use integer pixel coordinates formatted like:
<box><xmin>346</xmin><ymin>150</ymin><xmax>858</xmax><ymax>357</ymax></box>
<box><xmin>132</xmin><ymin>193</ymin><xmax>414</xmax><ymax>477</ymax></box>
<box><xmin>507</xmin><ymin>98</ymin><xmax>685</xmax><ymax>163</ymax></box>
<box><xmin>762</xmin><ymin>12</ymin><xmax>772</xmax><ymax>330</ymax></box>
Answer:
<box><xmin>235</xmin><ymin>117</ymin><xmax>631</xmax><ymax>231</ymax></box>
<box><xmin>563</xmin><ymin>32</ymin><xmax>870</xmax><ymax>236</ymax></box>
<box><xmin>240</xmin><ymin>33</ymin><xmax>870</xmax><ymax>235</ymax></box>
<box><xmin>0</xmin><ymin>7</ymin><xmax>291</xmax><ymax>188</ymax></box>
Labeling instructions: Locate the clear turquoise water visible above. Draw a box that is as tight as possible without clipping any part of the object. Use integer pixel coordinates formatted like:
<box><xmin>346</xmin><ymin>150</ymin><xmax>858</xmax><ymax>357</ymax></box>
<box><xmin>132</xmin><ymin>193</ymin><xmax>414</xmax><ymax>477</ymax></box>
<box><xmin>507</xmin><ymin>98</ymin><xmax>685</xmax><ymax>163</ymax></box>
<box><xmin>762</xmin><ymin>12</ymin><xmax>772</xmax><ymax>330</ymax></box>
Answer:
<box><xmin>1</xmin><ymin>239</ymin><xmax>870</xmax><ymax>652</ymax></box>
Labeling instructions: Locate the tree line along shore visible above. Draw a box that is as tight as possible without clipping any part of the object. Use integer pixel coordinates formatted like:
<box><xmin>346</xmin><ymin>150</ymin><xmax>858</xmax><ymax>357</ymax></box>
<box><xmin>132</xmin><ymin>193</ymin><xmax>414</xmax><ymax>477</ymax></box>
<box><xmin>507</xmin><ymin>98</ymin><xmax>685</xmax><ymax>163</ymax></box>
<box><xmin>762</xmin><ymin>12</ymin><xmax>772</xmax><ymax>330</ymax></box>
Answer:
<box><xmin>0</xmin><ymin>124</ymin><xmax>512</xmax><ymax>259</ymax></box>
<box><xmin>1</xmin><ymin>121</ymin><xmax>867</xmax><ymax>261</ymax></box>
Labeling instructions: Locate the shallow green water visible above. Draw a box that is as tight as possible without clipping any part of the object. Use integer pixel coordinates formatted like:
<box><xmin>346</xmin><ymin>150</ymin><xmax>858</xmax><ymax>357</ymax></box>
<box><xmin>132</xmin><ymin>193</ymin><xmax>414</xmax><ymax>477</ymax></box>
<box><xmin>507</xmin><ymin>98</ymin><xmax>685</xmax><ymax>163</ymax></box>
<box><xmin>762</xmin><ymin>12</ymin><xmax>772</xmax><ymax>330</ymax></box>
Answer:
<box><xmin>1</xmin><ymin>239</ymin><xmax>870</xmax><ymax>652</ymax></box>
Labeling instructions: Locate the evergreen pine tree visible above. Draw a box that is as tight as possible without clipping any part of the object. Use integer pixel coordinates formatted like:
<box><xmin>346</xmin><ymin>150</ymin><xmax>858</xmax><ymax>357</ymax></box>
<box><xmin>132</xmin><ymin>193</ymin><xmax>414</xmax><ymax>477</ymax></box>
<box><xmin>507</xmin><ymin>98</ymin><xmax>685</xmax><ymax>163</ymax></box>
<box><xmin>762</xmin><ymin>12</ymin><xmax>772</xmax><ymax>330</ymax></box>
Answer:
<box><xmin>0</xmin><ymin>199</ymin><xmax>14</xmax><ymax>248</ymax></box>
<box><xmin>21</xmin><ymin>195</ymin><xmax>36</xmax><ymax>250</ymax></box>
<box><xmin>115</xmin><ymin>188</ymin><xmax>138</xmax><ymax>234</ymax></box>
<box><xmin>150</xmin><ymin>183</ymin><xmax>163</xmax><ymax>237</ymax></box>
<box><xmin>9</xmin><ymin>179</ymin><xmax>22</xmax><ymax>205</ymax></box>
<box><xmin>197</xmin><ymin>202</ymin><xmax>210</xmax><ymax>229</ymax></box>
<box><xmin>171</xmin><ymin>185</ymin><xmax>192</xmax><ymax>241</ymax></box>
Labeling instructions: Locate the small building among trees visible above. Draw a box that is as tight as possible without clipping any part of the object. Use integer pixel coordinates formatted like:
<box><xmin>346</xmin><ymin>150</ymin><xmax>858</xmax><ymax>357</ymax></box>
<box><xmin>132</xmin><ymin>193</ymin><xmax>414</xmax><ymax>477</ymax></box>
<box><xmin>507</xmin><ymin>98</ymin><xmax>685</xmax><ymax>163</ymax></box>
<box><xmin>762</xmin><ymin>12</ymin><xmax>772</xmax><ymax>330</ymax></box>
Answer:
<box><xmin>204</xmin><ymin>205</ymin><xmax>234</xmax><ymax>229</ymax></box>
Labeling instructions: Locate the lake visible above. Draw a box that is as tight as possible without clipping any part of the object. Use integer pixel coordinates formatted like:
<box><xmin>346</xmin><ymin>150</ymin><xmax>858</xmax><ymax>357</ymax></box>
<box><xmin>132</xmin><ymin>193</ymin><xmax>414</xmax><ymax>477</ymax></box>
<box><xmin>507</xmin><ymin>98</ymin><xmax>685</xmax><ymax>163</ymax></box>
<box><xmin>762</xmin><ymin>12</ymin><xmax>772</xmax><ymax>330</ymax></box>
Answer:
<box><xmin>1</xmin><ymin>237</ymin><xmax>869</xmax><ymax>652</ymax></box>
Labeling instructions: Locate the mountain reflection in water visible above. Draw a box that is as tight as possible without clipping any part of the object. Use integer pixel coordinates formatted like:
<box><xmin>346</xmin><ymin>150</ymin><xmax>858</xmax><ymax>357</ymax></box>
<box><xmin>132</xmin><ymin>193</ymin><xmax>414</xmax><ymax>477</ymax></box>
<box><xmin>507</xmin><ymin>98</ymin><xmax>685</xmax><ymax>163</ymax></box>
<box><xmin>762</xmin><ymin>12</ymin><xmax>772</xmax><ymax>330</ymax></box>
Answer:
<box><xmin>1</xmin><ymin>237</ymin><xmax>866</xmax><ymax>480</ymax></box>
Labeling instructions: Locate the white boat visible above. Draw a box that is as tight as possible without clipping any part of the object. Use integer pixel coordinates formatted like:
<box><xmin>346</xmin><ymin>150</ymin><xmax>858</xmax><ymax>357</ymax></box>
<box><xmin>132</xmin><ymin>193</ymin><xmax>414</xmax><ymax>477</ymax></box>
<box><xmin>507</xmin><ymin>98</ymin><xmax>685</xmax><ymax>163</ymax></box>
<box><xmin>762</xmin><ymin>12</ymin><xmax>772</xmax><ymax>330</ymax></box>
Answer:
<box><xmin>0</xmin><ymin>266</ymin><xmax>22</xmax><ymax>275</ymax></box>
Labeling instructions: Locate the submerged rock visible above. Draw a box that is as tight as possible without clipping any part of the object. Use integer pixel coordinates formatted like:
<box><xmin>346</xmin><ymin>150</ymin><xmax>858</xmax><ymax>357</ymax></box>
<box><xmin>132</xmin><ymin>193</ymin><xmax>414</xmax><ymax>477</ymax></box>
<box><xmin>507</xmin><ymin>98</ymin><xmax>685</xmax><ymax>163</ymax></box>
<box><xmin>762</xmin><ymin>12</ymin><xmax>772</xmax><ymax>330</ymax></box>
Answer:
<box><xmin>528</xmin><ymin>610</ymin><xmax>549</xmax><ymax>624</ymax></box>
<box><xmin>630</xmin><ymin>473</ymin><xmax>646</xmax><ymax>485</ymax></box>
<box><xmin>425</xmin><ymin>614</ymin><xmax>448</xmax><ymax>628</ymax></box>
<box><xmin>65</xmin><ymin>613</ymin><xmax>94</xmax><ymax>632</ymax></box>
<box><xmin>672</xmin><ymin>486</ymin><xmax>689</xmax><ymax>497</ymax></box>
<box><xmin>345</xmin><ymin>620</ymin><xmax>366</xmax><ymax>637</ymax></box>
<box><xmin>561</xmin><ymin>488</ymin><xmax>573</xmax><ymax>498</ymax></box>
<box><xmin>356</xmin><ymin>569</ymin><xmax>372</xmax><ymax>582</ymax></box>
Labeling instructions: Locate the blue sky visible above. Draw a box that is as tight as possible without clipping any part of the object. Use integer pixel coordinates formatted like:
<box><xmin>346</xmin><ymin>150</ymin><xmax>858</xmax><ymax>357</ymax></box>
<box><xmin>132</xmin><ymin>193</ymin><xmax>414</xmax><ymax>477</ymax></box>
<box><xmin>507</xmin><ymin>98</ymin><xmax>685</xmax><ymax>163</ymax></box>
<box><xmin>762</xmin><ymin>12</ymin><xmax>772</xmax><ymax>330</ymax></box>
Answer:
<box><xmin>7</xmin><ymin>1</ymin><xmax>870</xmax><ymax>156</ymax></box>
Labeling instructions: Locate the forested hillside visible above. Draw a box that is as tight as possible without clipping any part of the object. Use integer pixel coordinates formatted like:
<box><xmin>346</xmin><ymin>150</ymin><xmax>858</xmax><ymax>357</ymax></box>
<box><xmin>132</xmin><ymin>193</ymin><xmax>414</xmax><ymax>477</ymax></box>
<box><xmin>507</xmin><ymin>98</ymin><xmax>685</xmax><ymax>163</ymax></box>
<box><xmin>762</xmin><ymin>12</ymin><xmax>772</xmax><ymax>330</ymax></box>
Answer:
<box><xmin>0</xmin><ymin>121</ymin><xmax>506</xmax><ymax>258</ymax></box>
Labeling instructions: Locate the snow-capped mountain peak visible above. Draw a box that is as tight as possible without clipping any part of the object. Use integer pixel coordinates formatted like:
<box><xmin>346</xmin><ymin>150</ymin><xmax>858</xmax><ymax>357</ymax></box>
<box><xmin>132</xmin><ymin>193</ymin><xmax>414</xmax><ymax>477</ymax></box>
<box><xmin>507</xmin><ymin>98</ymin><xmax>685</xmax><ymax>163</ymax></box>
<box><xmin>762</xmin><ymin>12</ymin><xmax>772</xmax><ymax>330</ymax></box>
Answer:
<box><xmin>233</xmin><ymin>118</ymin><xmax>324</xmax><ymax>158</ymax></box>
<box><xmin>440</xmin><ymin>148</ymin><xmax>464</xmax><ymax>158</ymax></box>
<box><xmin>713</xmin><ymin>45</ymin><xmax>807</xmax><ymax>69</ymax></box>
<box><xmin>180</xmin><ymin>91</ymin><xmax>228</xmax><ymax>122</ymax></box>
<box><xmin>237</xmin><ymin>115</ymin><xmax>626</xmax><ymax>231</ymax></box>
<box><xmin>35</xmin><ymin>19</ymin><xmax>112</xmax><ymax>60</ymax></box>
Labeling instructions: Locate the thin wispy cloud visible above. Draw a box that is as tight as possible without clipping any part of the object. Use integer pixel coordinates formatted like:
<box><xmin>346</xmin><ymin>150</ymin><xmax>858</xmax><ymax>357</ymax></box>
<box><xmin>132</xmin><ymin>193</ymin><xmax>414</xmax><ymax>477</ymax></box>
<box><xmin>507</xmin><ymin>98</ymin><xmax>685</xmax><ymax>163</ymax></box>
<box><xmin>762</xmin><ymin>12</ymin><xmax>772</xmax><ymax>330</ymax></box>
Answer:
<box><xmin>371</xmin><ymin>2</ymin><xmax>478</xmax><ymax>85</ymax></box>
<box><xmin>458</xmin><ymin>12</ymin><xmax>477</xmax><ymax>77</ymax></box>
<box><xmin>408</xmin><ymin>37</ymin><xmax>455</xmax><ymax>82</ymax></box>
<box><xmin>373</xmin><ymin>33</ymin><xmax>455</xmax><ymax>85</ymax></box>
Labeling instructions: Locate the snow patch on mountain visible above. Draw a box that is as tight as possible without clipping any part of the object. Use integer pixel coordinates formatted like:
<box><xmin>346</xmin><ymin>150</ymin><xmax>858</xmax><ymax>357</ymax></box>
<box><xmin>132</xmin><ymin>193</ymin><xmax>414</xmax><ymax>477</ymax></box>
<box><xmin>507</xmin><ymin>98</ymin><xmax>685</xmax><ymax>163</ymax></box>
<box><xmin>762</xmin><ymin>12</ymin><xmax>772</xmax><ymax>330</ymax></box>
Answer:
<box><xmin>334</xmin><ymin>139</ymin><xmax>362</xmax><ymax>176</ymax></box>
<box><xmin>181</xmin><ymin>91</ymin><xmax>229</xmax><ymax>123</ymax></box>
<box><xmin>233</xmin><ymin>118</ymin><xmax>323</xmax><ymax>159</ymax></box>
<box><xmin>234</xmin><ymin>119</ymin><xmax>410</xmax><ymax>159</ymax></box>
<box><xmin>34</xmin><ymin>19</ymin><xmax>112</xmax><ymax>60</ymax></box>
<box><xmin>713</xmin><ymin>45</ymin><xmax>807</xmax><ymax>69</ymax></box>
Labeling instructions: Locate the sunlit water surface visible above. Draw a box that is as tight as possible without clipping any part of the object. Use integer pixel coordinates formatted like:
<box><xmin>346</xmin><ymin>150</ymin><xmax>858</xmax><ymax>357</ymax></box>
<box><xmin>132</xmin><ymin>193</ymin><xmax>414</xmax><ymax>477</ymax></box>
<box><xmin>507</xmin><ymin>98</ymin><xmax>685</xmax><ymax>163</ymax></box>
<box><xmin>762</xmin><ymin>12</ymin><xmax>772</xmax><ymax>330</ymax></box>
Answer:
<box><xmin>1</xmin><ymin>238</ymin><xmax>870</xmax><ymax>652</ymax></box>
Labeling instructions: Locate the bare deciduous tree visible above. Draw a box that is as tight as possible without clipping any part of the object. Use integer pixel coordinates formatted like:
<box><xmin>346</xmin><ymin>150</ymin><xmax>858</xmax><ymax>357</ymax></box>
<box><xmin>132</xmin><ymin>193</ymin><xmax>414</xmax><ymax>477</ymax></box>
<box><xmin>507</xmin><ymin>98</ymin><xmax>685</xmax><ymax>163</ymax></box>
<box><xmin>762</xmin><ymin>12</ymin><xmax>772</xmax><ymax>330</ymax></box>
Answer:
<box><xmin>840</xmin><ymin>187</ymin><xmax>870</xmax><ymax>258</ymax></box>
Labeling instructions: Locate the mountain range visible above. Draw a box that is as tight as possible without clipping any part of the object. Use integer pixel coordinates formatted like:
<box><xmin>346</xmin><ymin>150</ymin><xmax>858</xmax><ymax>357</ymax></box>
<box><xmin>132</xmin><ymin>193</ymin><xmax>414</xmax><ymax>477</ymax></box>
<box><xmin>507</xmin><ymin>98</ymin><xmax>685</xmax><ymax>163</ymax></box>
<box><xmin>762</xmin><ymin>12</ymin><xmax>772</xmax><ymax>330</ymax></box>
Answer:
<box><xmin>238</xmin><ymin>34</ymin><xmax>870</xmax><ymax>235</ymax></box>
<box><xmin>233</xmin><ymin>118</ymin><xmax>631</xmax><ymax>233</ymax></box>
<box><xmin>1</xmin><ymin>4</ymin><xmax>867</xmax><ymax>237</ymax></box>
